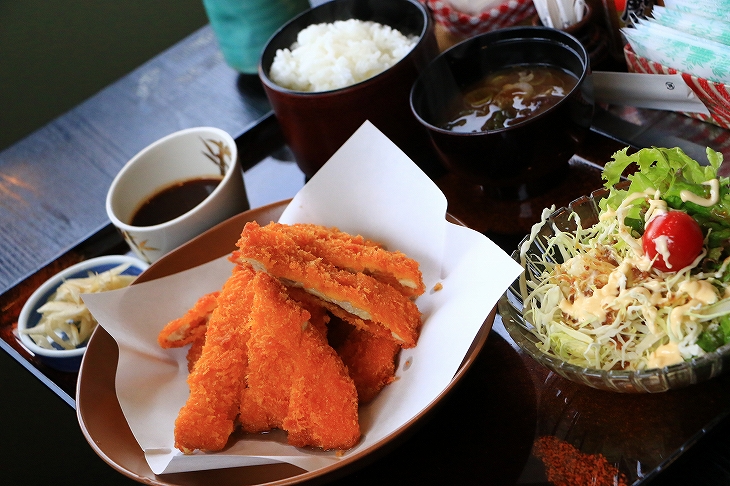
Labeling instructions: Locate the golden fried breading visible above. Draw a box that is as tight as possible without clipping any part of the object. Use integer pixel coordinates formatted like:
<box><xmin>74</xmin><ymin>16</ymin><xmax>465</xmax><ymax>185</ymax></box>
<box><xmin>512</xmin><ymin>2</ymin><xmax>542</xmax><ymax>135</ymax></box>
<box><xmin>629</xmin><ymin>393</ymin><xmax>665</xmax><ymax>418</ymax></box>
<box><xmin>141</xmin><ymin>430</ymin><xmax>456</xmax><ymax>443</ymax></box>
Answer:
<box><xmin>157</xmin><ymin>291</ymin><xmax>219</xmax><ymax>348</ymax></box>
<box><xmin>158</xmin><ymin>291</ymin><xmax>218</xmax><ymax>372</ymax></box>
<box><xmin>173</xmin><ymin>265</ymin><xmax>255</xmax><ymax>453</ymax></box>
<box><xmin>164</xmin><ymin>221</ymin><xmax>423</xmax><ymax>453</ymax></box>
<box><xmin>287</xmin><ymin>223</ymin><xmax>382</xmax><ymax>248</ymax></box>
<box><xmin>283</xmin><ymin>323</ymin><xmax>361</xmax><ymax>450</ymax></box>
<box><xmin>335</xmin><ymin>325</ymin><xmax>400</xmax><ymax>404</ymax></box>
<box><xmin>283</xmin><ymin>223</ymin><xmax>425</xmax><ymax>298</ymax></box>
<box><xmin>289</xmin><ymin>290</ymin><xmax>400</xmax><ymax>402</ymax></box>
<box><xmin>239</xmin><ymin>272</ymin><xmax>360</xmax><ymax>450</ymax></box>
<box><xmin>185</xmin><ymin>333</ymin><xmax>206</xmax><ymax>372</ymax></box>
<box><xmin>239</xmin><ymin>272</ymin><xmax>310</xmax><ymax>433</ymax></box>
<box><xmin>234</xmin><ymin>221</ymin><xmax>422</xmax><ymax>348</ymax></box>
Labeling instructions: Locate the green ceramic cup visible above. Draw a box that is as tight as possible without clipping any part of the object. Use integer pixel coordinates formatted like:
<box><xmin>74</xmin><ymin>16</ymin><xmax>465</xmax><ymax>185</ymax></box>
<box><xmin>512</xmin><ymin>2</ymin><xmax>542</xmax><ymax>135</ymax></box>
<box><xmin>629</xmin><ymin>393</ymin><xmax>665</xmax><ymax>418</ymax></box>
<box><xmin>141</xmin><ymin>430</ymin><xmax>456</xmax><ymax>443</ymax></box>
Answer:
<box><xmin>203</xmin><ymin>0</ymin><xmax>311</xmax><ymax>74</ymax></box>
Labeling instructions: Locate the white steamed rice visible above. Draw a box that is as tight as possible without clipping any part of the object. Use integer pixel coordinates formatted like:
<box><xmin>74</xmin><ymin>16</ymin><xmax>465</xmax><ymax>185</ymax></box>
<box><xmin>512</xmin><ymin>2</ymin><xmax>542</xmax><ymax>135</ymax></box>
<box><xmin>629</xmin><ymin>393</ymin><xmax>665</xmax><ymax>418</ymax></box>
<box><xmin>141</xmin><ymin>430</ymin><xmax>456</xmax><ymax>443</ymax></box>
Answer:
<box><xmin>269</xmin><ymin>19</ymin><xmax>418</xmax><ymax>92</ymax></box>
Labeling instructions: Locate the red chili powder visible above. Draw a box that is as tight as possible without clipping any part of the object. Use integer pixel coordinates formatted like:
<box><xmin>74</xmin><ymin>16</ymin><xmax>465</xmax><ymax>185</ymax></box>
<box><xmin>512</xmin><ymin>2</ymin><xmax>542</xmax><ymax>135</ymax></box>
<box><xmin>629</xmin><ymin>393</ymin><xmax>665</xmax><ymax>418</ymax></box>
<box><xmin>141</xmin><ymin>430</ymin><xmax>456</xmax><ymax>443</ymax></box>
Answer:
<box><xmin>533</xmin><ymin>436</ymin><xmax>629</xmax><ymax>486</ymax></box>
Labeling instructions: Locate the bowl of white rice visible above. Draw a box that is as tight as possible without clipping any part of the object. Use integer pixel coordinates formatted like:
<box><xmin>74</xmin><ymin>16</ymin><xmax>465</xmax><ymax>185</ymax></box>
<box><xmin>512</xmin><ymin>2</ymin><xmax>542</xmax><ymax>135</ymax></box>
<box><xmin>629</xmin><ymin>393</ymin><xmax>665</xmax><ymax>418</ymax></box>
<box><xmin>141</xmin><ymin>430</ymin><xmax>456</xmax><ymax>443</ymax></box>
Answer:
<box><xmin>259</xmin><ymin>0</ymin><xmax>442</xmax><ymax>179</ymax></box>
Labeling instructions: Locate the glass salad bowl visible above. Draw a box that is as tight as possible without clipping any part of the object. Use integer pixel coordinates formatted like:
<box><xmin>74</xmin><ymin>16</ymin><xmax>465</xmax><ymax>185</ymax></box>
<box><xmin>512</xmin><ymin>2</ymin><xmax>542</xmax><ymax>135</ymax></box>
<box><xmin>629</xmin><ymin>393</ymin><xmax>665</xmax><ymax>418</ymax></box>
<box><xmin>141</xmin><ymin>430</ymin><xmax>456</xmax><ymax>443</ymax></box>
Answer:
<box><xmin>498</xmin><ymin>187</ymin><xmax>730</xmax><ymax>393</ymax></box>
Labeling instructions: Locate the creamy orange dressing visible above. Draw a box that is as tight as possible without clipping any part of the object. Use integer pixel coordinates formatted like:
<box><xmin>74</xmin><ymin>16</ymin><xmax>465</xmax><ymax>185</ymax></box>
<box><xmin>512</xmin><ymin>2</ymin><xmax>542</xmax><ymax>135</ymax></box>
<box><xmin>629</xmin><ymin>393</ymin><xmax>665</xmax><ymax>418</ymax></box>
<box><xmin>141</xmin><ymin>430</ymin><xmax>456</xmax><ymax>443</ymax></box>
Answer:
<box><xmin>556</xmin><ymin>250</ymin><xmax>720</xmax><ymax>342</ymax></box>
<box><xmin>558</xmin><ymin>261</ymin><xmax>630</xmax><ymax>323</ymax></box>
<box><xmin>678</xmin><ymin>280</ymin><xmax>719</xmax><ymax>305</ymax></box>
<box><xmin>647</xmin><ymin>342</ymin><xmax>682</xmax><ymax>368</ymax></box>
<box><xmin>668</xmin><ymin>280</ymin><xmax>719</xmax><ymax>337</ymax></box>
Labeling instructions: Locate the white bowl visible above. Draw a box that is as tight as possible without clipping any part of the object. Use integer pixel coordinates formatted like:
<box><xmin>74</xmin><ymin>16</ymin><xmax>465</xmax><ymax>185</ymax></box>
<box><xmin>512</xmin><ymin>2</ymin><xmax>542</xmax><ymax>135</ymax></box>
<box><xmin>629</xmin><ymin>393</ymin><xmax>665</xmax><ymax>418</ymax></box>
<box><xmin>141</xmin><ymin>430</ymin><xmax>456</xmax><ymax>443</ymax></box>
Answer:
<box><xmin>17</xmin><ymin>255</ymin><xmax>149</xmax><ymax>372</ymax></box>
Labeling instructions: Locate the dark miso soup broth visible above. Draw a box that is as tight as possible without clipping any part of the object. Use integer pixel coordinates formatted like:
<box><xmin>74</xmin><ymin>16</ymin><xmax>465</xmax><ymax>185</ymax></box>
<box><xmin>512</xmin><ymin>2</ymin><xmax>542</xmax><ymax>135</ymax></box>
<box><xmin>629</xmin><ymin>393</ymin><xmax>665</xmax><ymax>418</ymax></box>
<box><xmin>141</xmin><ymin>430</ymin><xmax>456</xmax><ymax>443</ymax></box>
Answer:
<box><xmin>440</xmin><ymin>65</ymin><xmax>578</xmax><ymax>132</ymax></box>
<box><xmin>130</xmin><ymin>176</ymin><xmax>222</xmax><ymax>227</ymax></box>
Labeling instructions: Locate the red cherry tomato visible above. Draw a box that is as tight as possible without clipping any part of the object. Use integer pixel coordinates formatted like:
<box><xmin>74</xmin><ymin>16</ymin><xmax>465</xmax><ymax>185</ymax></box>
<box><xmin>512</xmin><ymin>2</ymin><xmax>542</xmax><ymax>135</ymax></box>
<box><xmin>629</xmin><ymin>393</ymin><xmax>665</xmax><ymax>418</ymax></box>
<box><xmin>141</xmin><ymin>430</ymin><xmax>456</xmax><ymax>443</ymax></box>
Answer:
<box><xmin>642</xmin><ymin>211</ymin><xmax>704</xmax><ymax>272</ymax></box>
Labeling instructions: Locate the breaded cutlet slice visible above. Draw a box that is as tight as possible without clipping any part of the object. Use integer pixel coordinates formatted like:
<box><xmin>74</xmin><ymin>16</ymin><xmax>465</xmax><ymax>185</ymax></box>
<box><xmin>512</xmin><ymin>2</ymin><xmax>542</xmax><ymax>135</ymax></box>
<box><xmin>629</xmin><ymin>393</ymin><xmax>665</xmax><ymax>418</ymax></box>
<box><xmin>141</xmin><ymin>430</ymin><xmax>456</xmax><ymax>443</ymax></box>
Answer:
<box><xmin>283</xmin><ymin>323</ymin><xmax>361</xmax><ymax>450</ymax></box>
<box><xmin>233</xmin><ymin>221</ymin><xmax>422</xmax><ymax>348</ymax></box>
<box><xmin>284</xmin><ymin>339</ymin><xmax>361</xmax><ymax>450</ymax></box>
<box><xmin>157</xmin><ymin>291</ymin><xmax>219</xmax><ymax>348</ymax></box>
<box><xmin>288</xmin><ymin>286</ymin><xmax>401</xmax><ymax>402</ymax></box>
<box><xmin>239</xmin><ymin>272</ymin><xmax>360</xmax><ymax>450</ymax></box>
<box><xmin>185</xmin><ymin>333</ymin><xmax>206</xmax><ymax>372</ymax></box>
<box><xmin>335</xmin><ymin>325</ymin><xmax>400</xmax><ymax>404</ymax></box>
<box><xmin>239</xmin><ymin>272</ymin><xmax>312</xmax><ymax>433</ymax></box>
<box><xmin>173</xmin><ymin>265</ymin><xmax>255</xmax><ymax>454</ymax></box>
<box><xmin>286</xmin><ymin>286</ymin><xmax>394</xmax><ymax>342</ymax></box>
<box><xmin>158</xmin><ymin>291</ymin><xmax>219</xmax><ymax>372</ymax></box>
<box><xmin>287</xmin><ymin>286</ymin><xmax>331</xmax><ymax>339</ymax></box>
<box><xmin>284</xmin><ymin>223</ymin><xmax>425</xmax><ymax>298</ymax></box>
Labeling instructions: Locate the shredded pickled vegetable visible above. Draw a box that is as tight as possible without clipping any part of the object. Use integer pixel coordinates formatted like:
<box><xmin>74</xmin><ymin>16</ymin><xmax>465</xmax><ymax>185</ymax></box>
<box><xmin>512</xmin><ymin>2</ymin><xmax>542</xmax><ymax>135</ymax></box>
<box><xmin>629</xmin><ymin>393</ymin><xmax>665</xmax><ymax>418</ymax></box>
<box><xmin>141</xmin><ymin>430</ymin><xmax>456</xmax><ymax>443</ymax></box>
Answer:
<box><xmin>22</xmin><ymin>263</ymin><xmax>137</xmax><ymax>350</ymax></box>
<box><xmin>519</xmin><ymin>147</ymin><xmax>730</xmax><ymax>371</ymax></box>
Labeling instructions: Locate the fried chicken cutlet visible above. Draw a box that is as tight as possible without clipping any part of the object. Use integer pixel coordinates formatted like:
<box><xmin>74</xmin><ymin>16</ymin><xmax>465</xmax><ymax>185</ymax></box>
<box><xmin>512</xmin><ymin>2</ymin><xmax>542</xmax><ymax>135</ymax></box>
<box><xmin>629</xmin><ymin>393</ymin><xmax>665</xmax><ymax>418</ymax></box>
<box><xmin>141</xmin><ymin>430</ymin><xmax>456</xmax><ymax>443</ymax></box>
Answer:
<box><xmin>157</xmin><ymin>291</ymin><xmax>219</xmax><ymax>371</ymax></box>
<box><xmin>240</xmin><ymin>272</ymin><xmax>360</xmax><ymax>450</ymax></box>
<box><xmin>161</xmin><ymin>221</ymin><xmax>425</xmax><ymax>453</ymax></box>
<box><xmin>287</xmin><ymin>288</ymin><xmax>400</xmax><ymax>404</ymax></box>
<box><xmin>334</xmin><ymin>323</ymin><xmax>400</xmax><ymax>404</ymax></box>
<box><xmin>286</xmin><ymin>286</ymin><xmax>394</xmax><ymax>342</ymax></box>
<box><xmin>281</xmin><ymin>223</ymin><xmax>425</xmax><ymax>298</ymax></box>
<box><xmin>173</xmin><ymin>265</ymin><xmax>255</xmax><ymax>453</ymax></box>
<box><xmin>238</xmin><ymin>272</ymin><xmax>313</xmax><ymax>433</ymax></box>
<box><xmin>233</xmin><ymin>221</ymin><xmax>422</xmax><ymax>348</ymax></box>
<box><xmin>284</xmin><ymin>327</ymin><xmax>361</xmax><ymax>450</ymax></box>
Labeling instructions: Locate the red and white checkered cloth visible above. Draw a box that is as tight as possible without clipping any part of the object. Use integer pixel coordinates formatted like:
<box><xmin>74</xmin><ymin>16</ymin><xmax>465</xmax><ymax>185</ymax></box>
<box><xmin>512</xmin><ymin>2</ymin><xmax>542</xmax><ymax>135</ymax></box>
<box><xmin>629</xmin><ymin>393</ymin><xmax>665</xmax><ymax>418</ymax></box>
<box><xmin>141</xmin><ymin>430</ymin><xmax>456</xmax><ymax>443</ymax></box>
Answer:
<box><xmin>624</xmin><ymin>44</ymin><xmax>730</xmax><ymax>130</ymax></box>
<box><xmin>423</xmin><ymin>0</ymin><xmax>536</xmax><ymax>37</ymax></box>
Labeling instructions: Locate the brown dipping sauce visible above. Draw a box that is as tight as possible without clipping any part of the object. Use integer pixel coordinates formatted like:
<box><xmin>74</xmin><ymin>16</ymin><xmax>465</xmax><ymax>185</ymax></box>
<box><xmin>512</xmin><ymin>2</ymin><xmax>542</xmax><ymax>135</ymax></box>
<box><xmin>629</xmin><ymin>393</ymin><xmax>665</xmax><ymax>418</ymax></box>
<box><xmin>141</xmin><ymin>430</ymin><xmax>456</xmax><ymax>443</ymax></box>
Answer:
<box><xmin>440</xmin><ymin>65</ymin><xmax>578</xmax><ymax>132</ymax></box>
<box><xmin>130</xmin><ymin>177</ymin><xmax>222</xmax><ymax>227</ymax></box>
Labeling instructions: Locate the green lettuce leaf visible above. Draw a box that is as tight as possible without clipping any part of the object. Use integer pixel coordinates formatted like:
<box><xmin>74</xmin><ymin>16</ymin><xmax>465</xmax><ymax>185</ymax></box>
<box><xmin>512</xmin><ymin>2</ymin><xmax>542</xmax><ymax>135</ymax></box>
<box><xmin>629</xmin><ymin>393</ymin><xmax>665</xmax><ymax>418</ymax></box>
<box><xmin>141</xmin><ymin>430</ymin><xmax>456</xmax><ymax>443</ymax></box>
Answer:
<box><xmin>601</xmin><ymin>147</ymin><xmax>725</xmax><ymax>211</ymax></box>
<box><xmin>600</xmin><ymin>146</ymin><xmax>730</xmax><ymax>273</ymax></box>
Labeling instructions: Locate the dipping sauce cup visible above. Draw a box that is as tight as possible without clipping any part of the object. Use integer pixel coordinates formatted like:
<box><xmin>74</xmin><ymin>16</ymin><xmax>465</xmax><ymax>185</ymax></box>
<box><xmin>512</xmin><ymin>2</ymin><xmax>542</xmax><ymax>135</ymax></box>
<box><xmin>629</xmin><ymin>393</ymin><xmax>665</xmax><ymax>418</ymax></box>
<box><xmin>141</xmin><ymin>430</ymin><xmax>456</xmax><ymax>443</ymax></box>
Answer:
<box><xmin>106</xmin><ymin>127</ymin><xmax>249</xmax><ymax>263</ymax></box>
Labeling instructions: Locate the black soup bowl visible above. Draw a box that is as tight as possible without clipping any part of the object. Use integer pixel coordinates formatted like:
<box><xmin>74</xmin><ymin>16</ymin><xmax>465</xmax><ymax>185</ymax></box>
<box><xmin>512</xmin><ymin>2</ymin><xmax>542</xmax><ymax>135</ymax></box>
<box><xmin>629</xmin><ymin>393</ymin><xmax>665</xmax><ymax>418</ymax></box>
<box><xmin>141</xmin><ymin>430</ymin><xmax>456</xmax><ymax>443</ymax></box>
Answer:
<box><xmin>410</xmin><ymin>26</ymin><xmax>594</xmax><ymax>200</ymax></box>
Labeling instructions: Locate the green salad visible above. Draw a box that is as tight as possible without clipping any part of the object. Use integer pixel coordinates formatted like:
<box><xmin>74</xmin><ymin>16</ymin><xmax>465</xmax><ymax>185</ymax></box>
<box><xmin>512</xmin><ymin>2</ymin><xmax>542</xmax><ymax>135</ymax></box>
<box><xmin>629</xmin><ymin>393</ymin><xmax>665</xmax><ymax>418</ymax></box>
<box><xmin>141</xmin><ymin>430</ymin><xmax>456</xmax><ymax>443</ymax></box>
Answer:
<box><xmin>519</xmin><ymin>146</ymin><xmax>730</xmax><ymax>371</ymax></box>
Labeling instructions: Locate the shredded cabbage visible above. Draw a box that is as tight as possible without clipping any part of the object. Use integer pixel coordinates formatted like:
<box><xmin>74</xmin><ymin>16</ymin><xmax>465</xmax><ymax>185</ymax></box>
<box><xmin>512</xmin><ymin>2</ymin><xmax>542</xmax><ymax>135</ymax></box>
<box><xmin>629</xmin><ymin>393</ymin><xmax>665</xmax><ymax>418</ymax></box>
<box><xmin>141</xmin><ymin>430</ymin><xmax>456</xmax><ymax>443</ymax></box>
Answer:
<box><xmin>519</xmin><ymin>147</ymin><xmax>730</xmax><ymax>371</ymax></box>
<box><xmin>22</xmin><ymin>263</ymin><xmax>137</xmax><ymax>350</ymax></box>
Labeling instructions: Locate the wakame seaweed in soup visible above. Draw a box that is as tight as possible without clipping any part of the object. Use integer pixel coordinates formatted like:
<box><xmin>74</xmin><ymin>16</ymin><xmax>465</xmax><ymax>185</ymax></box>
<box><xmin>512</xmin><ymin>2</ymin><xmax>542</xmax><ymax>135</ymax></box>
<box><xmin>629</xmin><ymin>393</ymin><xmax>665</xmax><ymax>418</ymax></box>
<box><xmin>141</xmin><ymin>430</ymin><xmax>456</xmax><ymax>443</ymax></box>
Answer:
<box><xmin>440</xmin><ymin>65</ymin><xmax>578</xmax><ymax>132</ymax></box>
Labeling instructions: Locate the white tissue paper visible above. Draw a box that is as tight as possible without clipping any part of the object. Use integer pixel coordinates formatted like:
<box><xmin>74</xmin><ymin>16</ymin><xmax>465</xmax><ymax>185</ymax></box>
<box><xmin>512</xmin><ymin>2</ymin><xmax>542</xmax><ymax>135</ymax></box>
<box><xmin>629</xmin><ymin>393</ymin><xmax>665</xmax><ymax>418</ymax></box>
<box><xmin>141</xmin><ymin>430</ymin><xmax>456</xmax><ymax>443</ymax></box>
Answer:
<box><xmin>82</xmin><ymin>121</ymin><xmax>523</xmax><ymax>476</ymax></box>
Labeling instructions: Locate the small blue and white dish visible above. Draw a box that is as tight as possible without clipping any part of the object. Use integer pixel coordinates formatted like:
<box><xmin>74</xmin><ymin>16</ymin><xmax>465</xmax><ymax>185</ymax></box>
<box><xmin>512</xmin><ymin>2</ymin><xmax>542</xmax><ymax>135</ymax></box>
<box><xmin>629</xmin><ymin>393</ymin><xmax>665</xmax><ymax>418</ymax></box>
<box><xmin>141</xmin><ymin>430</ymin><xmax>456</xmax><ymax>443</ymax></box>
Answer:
<box><xmin>17</xmin><ymin>254</ymin><xmax>148</xmax><ymax>372</ymax></box>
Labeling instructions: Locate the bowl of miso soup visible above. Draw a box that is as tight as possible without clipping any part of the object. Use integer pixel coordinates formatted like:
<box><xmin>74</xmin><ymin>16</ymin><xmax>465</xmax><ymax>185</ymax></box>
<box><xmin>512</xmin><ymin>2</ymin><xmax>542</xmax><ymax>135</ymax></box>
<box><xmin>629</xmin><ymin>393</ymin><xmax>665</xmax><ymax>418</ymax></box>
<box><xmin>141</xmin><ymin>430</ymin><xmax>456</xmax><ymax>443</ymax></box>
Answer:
<box><xmin>410</xmin><ymin>26</ymin><xmax>594</xmax><ymax>200</ymax></box>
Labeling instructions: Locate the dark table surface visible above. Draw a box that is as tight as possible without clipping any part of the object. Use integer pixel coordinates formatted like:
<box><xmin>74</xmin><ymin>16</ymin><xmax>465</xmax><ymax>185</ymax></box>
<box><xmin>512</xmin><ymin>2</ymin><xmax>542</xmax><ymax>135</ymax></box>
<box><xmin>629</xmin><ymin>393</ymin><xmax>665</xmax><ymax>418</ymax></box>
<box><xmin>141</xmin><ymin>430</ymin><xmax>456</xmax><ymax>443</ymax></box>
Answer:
<box><xmin>4</xmin><ymin>20</ymin><xmax>730</xmax><ymax>486</ymax></box>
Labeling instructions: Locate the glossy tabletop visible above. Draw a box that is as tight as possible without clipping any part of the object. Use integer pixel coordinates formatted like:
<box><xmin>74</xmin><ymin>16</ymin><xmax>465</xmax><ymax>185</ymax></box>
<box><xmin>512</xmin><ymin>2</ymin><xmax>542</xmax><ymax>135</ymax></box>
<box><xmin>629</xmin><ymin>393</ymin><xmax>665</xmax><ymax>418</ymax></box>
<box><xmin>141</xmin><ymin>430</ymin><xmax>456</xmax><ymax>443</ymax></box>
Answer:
<box><xmin>4</xmin><ymin>15</ymin><xmax>730</xmax><ymax>486</ymax></box>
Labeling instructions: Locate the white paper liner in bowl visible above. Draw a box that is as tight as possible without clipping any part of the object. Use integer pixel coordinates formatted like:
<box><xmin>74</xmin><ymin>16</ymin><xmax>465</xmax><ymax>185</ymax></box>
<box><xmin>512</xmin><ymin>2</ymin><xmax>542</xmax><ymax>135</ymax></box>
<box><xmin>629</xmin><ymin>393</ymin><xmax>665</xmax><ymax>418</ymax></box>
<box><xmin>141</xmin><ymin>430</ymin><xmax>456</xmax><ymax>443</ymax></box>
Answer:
<box><xmin>82</xmin><ymin>121</ymin><xmax>523</xmax><ymax>475</ymax></box>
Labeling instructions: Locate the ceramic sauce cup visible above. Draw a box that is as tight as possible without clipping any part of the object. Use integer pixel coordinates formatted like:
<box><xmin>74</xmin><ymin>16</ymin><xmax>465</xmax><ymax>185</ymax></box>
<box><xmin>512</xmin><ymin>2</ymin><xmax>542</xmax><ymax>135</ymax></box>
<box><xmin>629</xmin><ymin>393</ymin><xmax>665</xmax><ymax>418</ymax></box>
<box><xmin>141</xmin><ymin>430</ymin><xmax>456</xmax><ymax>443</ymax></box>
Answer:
<box><xmin>106</xmin><ymin>127</ymin><xmax>249</xmax><ymax>263</ymax></box>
